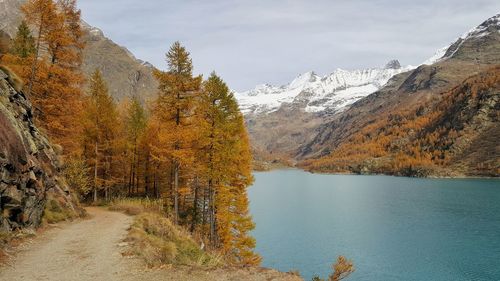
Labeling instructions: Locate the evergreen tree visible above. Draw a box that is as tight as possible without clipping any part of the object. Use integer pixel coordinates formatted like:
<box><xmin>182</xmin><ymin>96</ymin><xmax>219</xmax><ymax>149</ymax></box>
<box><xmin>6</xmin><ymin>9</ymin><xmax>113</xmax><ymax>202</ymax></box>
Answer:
<box><xmin>10</xmin><ymin>21</ymin><xmax>35</xmax><ymax>58</ymax></box>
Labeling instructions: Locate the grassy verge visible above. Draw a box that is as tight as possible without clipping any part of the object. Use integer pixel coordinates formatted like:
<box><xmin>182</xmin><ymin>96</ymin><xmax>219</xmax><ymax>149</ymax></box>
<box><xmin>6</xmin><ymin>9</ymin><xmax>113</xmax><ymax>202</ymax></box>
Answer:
<box><xmin>109</xmin><ymin>198</ymin><xmax>166</xmax><ymax>215</ymax></box>
<box><xmin>109</xmin><ymin>198</ymin><xmax>221</xmax><ymax>268</ymax></box>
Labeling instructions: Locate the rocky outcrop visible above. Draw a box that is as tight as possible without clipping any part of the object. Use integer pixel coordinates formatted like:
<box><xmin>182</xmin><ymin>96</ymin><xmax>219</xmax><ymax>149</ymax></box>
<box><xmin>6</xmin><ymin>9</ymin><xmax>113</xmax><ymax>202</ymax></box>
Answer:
<box><xmin>0</xmin><ymin>68</ymin><xmax>81</xmax><ymax>232</ymax></box>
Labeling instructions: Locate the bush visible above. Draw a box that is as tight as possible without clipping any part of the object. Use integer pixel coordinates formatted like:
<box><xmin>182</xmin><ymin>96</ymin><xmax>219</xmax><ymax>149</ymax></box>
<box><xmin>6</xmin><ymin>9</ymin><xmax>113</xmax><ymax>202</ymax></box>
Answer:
<box><xmin>311</xmin><ymin>256</ymin><xmax>355</xmax><ymax>281</ymax></box>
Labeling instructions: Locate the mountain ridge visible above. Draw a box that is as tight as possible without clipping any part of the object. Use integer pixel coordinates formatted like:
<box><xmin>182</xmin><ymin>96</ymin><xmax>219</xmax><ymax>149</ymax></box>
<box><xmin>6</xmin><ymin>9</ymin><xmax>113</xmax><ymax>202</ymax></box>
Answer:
<box><xmin>235</xmin><ymin>60</ymin><xmax>414</xmax><ymax>115</ymax></box>
<box><xmin>297</xmin><ymin>13</ymin><xmax>500</xmax><ymax>177</ymax></box>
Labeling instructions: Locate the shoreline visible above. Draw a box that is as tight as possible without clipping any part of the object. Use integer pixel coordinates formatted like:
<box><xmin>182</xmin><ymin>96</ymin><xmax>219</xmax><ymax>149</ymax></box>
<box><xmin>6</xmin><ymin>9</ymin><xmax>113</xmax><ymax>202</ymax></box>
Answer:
<box><xmin>254</xmin><ymin>166</ymin><xmax>500</xmax><ymax>180</ymax></box>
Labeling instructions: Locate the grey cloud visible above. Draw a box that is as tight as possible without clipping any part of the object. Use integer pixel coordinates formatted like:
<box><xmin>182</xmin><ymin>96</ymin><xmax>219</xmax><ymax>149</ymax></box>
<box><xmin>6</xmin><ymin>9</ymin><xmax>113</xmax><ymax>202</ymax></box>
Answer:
<box><xmin>78</xmin><ymin>0</ymin><xmax>500</xmax><ymax>91</ymax></box>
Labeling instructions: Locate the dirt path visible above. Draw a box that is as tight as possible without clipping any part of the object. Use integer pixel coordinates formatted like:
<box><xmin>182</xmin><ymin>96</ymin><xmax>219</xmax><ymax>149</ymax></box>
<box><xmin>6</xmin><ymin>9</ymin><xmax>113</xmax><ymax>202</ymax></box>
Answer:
<box><xmin>0</xmin><ymin>207</ymin><xmax>301</xmax><ymax>281</ymax></box>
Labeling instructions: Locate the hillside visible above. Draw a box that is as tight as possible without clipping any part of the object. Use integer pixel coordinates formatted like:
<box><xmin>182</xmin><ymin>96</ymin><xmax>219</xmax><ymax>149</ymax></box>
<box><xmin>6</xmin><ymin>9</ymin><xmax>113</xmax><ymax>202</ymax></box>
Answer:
<box><xmin>298</xmin><ymin>14</ymin><xmax>500</xmax><ymax>177</ymax></box>
<box><xmin>300</xmin><ymin>67</ymin><xmax>500</xmax><ymax>177</ymax></box>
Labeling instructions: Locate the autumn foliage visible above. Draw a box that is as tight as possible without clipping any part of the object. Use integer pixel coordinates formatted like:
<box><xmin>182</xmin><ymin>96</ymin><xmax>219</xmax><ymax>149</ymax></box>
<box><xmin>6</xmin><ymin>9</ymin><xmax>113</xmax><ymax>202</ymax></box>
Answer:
<box><xmin>2</xmin><ymin>1</ymin><xmax>259</xmax><ymax>265</ymax></box>
<box><xmin>301</xmin><ymin>66</ymin><xmax>500</xmax><ymax>177</ymax></box>
<box><xmin>1</xmin><ymin>0</ymin><xmax>84</xmax><ymax>155</ymax></box>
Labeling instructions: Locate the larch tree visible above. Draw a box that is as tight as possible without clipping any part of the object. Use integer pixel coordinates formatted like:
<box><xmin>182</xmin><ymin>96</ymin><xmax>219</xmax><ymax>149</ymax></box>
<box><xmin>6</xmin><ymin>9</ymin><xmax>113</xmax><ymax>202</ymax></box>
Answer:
<box><xmin>5</xmin><ymin>0</ymin><xmax>85</xmax><ymax>155</ymax></box>
<box><xmin>82</xmin><ymin>69</ymin><xmax>120</xmax><ymax>202</ymax></box>
<box><xmin>125</xmin><ymin>96</ymin><xmax>147</xmax><ymax>195</ymax></box>
<box><xmin>153</xmin><ymin>41</ymin><xmax>202</xmax><ymax>224</ymax></box>
<box><xmin>197</xmin><ymin>72</ymin><xmax>260</xmax><ymax>265</ymax></box>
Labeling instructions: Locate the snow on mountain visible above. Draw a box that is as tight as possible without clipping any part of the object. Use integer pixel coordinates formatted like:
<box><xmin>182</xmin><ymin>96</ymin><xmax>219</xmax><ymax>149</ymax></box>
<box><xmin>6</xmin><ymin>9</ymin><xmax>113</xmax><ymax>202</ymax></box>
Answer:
<box><xmin>236</xmin><ymin>14</ymin><xmax>500</xmax><ymax>116</ymax></box>
<box><xmin>235</xmin><ymin>60</ymin><xmax>413</xmax><ymax>115</ymax></box>
<box><xmin>424</xmin><ymin>13</ymin><xmax>500</xmax><ymax>65</ymax></box>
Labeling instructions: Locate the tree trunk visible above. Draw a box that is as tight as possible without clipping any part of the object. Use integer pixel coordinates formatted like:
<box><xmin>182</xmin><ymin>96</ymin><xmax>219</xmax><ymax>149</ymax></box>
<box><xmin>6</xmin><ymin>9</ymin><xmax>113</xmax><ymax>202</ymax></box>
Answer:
<box><xmin>201</xmin><ymin>185</ymin><xmax>208</xmax><ymax>235</ymax></box>
<box><xmin>208</xmin><ymin>179</ymin><xmax>216</xmax><ymax>245</ymax></box>
<box><xmin>190</xmin><ymin>176</ymin><xmax>199</xmax><ymax>233</ymax></box>
<box><xmin>127</xmin><ymin>162</ymin><xmax>133</xmax><ymax>196</ymax></box>
<box><xmin>153</xmin><ymin>164</ymin><xmax>159</xmax><ymax>199</ymax></box>
<box><xmin>144</xmin><ymin>153</ymin><xmax>150</xmax><ymax>196</ymax></box>
<box><xmin>173</xmin><ymin>161</ymin><xmax>179</xmax><ymax>224</ymax></box>
<box><xmin>93</xmin><ymin>140</ymin><xmax>98</xmax><ymax>203</ymax></box>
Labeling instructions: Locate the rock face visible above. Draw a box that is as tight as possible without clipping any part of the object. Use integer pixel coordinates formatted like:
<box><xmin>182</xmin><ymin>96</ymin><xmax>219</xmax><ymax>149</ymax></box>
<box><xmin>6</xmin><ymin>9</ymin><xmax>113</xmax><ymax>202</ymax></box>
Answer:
<box><xmin>0</xmin><ymin>68</ymin><xmax>81</xmax><ymax>231</ymax></box>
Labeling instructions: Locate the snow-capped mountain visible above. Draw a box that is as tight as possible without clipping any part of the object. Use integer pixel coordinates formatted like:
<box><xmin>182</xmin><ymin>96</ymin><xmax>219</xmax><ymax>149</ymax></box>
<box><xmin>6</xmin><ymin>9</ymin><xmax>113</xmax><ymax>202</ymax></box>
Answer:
<box><xmin>235</xmin><ymin>60</ymin><xmax>413</xmax><ymax>115</ymax></box>
<box><xmin>236</xmin><ymin>13</ymin><xmax>500</xmax><ymax>117</ymax></box>
<box><xmin>423</xmin><ymin>13</ymin><xmax>500</xmax><ymax>65</ymax></box>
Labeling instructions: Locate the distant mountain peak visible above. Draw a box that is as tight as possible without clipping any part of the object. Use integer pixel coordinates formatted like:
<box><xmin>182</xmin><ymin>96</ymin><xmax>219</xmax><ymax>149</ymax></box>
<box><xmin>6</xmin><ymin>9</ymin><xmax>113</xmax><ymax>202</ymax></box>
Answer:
<box><xmin>384</xmin><ymin>59</ymin><xmax>401</xmax><ymax>69</ymax></box>
<box><xmin>463</xmin><ymin>13</ymin><xmax>500</xmax><ymax>39</ymax></box>
<box><xmin>423</xmin><ymin>13</ymin><xmax>500</xmax><ymax>65</ymax></box>
<box><xmin>236</xmin><ymin>62</ymin><xmax>413</xmax><ymax>115</ymax></box>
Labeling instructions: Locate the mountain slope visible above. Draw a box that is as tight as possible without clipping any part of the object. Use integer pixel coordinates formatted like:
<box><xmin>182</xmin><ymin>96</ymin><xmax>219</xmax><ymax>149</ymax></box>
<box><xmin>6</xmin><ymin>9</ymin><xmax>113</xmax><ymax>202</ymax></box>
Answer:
<box><xmin>298</xmin><ymin>13</ymin><xmax>500</xmax><ymax>177</ymax></box>
<box><xmin>80</xmin><ymin>23</ymin><xmax>158</xmax><ymax>102</ymax></box>
<box><xmin>0</xmin><ymin>0</ymin><xmax>158</xmax><ymax>102</ymax></box>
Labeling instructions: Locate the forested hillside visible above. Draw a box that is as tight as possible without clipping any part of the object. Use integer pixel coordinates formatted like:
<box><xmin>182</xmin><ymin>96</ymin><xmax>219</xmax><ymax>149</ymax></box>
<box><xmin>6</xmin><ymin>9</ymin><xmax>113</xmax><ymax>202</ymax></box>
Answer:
<box><xmin>298</xmin><ymin>14</ymin><xmax>500</xmax><ymax>177</ymax></box>
<box><xmin>300</xmin><ymin>67</ymin><xmax>500</xmax><ymax>177</ymax></box>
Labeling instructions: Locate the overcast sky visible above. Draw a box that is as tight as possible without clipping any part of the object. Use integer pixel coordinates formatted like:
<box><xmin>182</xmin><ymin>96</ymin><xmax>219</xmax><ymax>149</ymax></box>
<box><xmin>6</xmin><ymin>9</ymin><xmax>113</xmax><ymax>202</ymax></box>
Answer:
<box><xmin>78</xmin><ymin>0</ymin><xmax>500</xmax><ymax>91</ymax></box>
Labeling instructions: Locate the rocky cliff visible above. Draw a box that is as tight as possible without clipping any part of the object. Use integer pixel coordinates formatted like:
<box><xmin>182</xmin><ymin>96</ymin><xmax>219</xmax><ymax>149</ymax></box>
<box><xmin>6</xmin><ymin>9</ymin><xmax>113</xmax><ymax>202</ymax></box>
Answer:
<box><xmin>0</xmin><ymin>67</ymin><xmax>81</xmax><ymax>232</ymax></box>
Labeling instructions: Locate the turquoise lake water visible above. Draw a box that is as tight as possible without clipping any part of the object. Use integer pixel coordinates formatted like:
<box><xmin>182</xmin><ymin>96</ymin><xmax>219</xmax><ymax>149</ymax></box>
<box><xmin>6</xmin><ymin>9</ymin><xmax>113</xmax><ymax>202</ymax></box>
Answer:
<box><xmin>248</xmin><ymin>169</ymin><xmax>500</xmax><ymax>281</ymax></box>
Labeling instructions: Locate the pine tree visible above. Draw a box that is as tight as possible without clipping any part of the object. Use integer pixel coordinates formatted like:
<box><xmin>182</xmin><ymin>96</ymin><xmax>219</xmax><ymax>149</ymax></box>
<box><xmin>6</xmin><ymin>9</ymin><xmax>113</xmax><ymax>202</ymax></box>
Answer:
<box><xmin>10</xmin><ymin>21</ymin><xmax>35</xmax><ymax>58</ymax></box>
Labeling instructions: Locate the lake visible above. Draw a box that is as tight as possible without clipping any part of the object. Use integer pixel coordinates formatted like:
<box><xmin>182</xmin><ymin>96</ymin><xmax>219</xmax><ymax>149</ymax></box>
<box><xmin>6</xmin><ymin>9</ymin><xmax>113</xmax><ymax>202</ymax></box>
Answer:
<box><xmin>248</xmin><ymin>169</ymin><xmax>500</xmax><ymax>281</ymax></box>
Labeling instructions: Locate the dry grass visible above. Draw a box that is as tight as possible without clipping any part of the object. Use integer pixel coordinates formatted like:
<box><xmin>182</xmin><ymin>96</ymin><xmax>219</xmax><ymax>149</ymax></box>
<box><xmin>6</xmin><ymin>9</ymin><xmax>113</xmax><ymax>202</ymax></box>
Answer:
<box><xmin>109</xmin><ymin>198</ymin><xmax>221</xmax><ymax>268</ymax></box>
<box><xmin>126</xmin><ymin>212</ymin><xmax>221</xmax><ymax>267</ymax></box>
<box><xmin>109</xmin><ymin>198</ymin><xmax>166</xmax><ymax>216</ymax></box>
